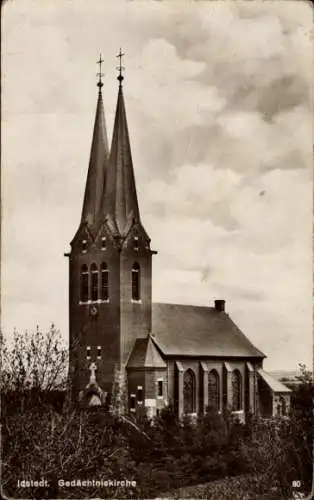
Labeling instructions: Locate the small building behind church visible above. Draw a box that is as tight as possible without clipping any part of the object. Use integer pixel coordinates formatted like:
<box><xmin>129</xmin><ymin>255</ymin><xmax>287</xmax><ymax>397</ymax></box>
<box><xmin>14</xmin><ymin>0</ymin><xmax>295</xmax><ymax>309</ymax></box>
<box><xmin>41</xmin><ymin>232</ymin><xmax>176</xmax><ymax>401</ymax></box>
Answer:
<box><xmin>257</xmin><ymin>369</ymin><xmax>291</xmax><ymax>417</ymax></box>
<box><xmin>65</xmin><ymin>56</ymin><xmax>291</xmax><ymax>422</ymax></box>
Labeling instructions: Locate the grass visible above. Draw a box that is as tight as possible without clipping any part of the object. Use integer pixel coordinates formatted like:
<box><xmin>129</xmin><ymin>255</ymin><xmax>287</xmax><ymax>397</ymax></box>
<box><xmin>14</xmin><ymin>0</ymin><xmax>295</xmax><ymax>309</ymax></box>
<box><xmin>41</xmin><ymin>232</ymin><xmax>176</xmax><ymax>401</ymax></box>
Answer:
<box><xmin>161</xmin><ymin>473</ymin><xmax>286</xmax><ymax>500</ymax></box>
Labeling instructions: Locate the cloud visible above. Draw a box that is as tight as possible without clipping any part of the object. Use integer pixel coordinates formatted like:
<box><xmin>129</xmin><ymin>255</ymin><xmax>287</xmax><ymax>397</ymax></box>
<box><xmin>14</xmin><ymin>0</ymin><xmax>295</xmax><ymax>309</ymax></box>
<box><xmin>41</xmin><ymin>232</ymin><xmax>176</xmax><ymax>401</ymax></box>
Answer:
<box><xmin>146</xmin><ymin>163</ymin><xmax>312</xmax><ymax>369</ymax></box>
<box><xmin>2</xmin><ymin>0</ymin><xmax>312</xmax><ymax>370</ymax></box>
<box><xmin>142</xmin><ymin>163</ymin><xmax>241</xmax><ymax>229</ymax></box>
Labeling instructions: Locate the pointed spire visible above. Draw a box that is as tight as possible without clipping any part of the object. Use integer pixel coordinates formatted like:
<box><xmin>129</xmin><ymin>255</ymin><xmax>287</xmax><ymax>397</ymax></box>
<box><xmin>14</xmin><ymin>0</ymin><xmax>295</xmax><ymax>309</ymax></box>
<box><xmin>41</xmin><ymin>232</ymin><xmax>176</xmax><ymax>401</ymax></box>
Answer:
<box><xmin>102</xmin><ymin>51</ymin><xmax>140</xmax><ymax>235</ymax></box>
<box><xmin>81</xmin><ymin>55</ymin><xmax>109</xmax><ymax>226</ymax></box>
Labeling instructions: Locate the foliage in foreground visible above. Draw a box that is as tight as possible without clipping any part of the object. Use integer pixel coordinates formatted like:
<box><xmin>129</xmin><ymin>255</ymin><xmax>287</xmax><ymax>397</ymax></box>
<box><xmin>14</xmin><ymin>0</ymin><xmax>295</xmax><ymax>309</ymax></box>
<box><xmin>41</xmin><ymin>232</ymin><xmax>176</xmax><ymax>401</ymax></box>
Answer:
<box><xmin>1</xmin><ymin>329</ymin><xmax>313</xmax><ymax>499</ymax></box>
<box><xmin>163</xmin><ymin>473</ymin><xmax>284</xmax><ymax>500</ymax></box>
<box><xmin>1</xmin><ymin>325</ymin><xmax>68</xmax><ymax>392</ymax></box>
<box><xmin>1</xmin><ymin>389</ymin><xmax>313</xmax><ymax>499</ymax></box>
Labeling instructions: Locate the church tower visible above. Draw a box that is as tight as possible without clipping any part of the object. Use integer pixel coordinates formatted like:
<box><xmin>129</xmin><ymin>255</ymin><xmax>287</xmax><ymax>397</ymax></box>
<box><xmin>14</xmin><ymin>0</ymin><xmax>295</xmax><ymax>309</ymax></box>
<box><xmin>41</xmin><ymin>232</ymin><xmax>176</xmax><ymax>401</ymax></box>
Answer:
<box><xmin>67</xmin><ymin>53</ymin><xmax>155</xmax><ymax>405</ymax></box>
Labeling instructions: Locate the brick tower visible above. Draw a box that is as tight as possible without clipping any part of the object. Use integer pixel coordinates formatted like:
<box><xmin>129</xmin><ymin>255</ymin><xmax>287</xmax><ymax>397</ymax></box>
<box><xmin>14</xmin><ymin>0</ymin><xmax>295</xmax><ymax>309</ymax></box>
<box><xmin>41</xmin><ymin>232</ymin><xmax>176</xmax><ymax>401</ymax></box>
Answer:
<box><xmin>66</xmin><ymin>54</ymin><xmax>155</xmax><ymax>406</ymax></box>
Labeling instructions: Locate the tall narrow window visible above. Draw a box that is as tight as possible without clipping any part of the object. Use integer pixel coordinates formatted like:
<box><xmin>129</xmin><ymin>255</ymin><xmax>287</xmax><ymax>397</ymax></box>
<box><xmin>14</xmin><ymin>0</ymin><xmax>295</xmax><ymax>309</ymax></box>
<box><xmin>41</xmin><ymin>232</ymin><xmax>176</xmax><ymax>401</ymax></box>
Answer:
<box><xmin>183</xmin><ymin>369</ymin><xmax>196</xmax><ymax>413</ymax></box>
<box><xmin>132</xmin><ymin>262</ymin><xmax>140</xmax><ymax>301</ymax></box>
<box><xmin>97</xmin><ymin>346</ymin><xmax>101</xmax><ymax>359</ymax></box>
<box><xmin>130</xmin><ymin>395</ymin><xmax>136</xmax><ymax>410</ymax></box>
<box><xmin>101</xmin><ymin>263</ymin><xmax>109</xmax><ymax>301</ymax></box>
<box><xmin>101</xmin><ymin>237</ymin><xmax>106</xmax><ymax>250</ymax></box>
<box><xmin>91</xmin><ymin>263</ymin><xmax>98</xmax><ymax>302</ymax></box>
<box><xmin>158</xmin><ymin>380</ymin><xmax>163</xmax><ymax>397</ymax></box>
<box><xmin>133</xmin><ymin>236</ymin><xmax>139</xmax><ymax>251</ymax></box>
<box><xmin>137</xmin><ymin>386</ymin><xmax>143</xmax><ymax>402</ymax></box>
<box><xmin>86</xmin><ymin>346</ymin><xmax>91</xmax><ymax>359</ymax></box>
<box><xmin>208</xmin><ymin>369</ymin><xmax>220</xmax><ymax>410</ymax></box>
<box><xmin>80</xmin><ymin>264</ymin><xmax>89</xmax><ymax>302</ymax></box>
<box><xmin>82</xmin><ymin>240</ymin><xmax>87</xmax><ymax>253</ymax></box>
<box><xmin>232</xmin><ymin>370</ymin><xmax>242</xmax><ymax>411</ymax></box>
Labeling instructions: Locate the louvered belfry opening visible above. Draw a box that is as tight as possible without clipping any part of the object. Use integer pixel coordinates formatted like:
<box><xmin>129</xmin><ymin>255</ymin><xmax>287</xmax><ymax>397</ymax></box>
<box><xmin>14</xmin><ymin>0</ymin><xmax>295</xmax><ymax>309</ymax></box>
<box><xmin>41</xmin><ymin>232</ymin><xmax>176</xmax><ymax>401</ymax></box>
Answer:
<box><xmin>80</xmin><ymin>264</ymin><xmax>89</xmax><ymax>302</ymax></box>
<box><xmin>132</xmin><ymin>262</ymin><xmax>140</xmax><ymax>301</ymax></box>
<box><xmin>101</xmin><ymin>262</ymin><xmax>109</xmax><ymax>301</ymax></box>
<box><xmin>91</xmin><ymin>263</ymin><xmax>99</xmax><ymax>302</ymax></box>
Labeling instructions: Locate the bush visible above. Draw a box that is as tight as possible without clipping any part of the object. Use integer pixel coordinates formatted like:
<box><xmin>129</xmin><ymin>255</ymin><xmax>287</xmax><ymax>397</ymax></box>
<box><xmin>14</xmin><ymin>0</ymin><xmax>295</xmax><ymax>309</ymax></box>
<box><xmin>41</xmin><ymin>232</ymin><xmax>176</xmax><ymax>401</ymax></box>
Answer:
<box><xmin>2</xmin><ymin>327</ymin><xmax>312</xmax><ymax>499</ymax></box>
<box><xmin>2</xmin><ymin>393</ymin><xmax>312</xmax><ymax>499</ymax></box>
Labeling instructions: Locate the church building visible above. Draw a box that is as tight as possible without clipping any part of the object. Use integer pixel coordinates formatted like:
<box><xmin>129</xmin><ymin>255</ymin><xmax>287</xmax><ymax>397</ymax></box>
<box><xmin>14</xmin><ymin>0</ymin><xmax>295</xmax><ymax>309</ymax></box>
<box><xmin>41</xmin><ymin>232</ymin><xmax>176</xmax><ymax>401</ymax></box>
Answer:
<box><xmin>66</xmin><ymin>54</ymin><xmax>291</xmax><ymax>421</ymax></box>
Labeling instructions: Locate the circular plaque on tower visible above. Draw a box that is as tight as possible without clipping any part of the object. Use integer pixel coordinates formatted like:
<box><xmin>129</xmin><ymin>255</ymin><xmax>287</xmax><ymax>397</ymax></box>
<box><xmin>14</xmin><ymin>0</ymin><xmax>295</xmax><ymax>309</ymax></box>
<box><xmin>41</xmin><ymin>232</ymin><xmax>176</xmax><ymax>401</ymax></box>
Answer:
<box><xmin>90</xmin><ymin>305</ymin><xmax>98</xmax><ymax>317</ymax></box>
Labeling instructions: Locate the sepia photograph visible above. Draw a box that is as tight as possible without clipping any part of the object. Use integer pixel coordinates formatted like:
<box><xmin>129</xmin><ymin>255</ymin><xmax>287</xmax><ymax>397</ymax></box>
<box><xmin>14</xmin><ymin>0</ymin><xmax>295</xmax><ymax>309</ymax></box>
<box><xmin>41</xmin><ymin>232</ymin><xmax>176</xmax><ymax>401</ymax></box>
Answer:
<box><xmin>1</xmin><ymin>0</ymin><xmax>313</xmax><ymax>499</ymax></box>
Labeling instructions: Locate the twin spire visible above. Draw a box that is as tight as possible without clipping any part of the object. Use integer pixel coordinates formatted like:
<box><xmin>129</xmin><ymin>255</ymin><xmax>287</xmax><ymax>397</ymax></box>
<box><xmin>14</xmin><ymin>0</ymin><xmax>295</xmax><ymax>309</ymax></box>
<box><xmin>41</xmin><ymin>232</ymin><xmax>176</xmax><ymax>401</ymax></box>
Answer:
<box><xmin>81</xmin><ymin>50</ymin><xmax>139</xmax><ymax>236</ymax></box>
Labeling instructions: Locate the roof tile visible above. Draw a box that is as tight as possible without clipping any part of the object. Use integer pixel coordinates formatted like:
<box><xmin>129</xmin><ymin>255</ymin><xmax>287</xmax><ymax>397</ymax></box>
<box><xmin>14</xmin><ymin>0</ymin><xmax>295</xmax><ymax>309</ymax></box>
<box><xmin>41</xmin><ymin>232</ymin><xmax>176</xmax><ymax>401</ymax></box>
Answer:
<box><xmin>127</xmin><ymin>336</ymin><xmax>167</xmax><ymax>369</ymax></box>
<box><xmin>258</xmin><ymin>368</ymin><xmax>292</xmax><ymax>393</ymax></box>
<box><xmin>151</xmin><ymin>303</ymin><xmax>265</xmax><ymax>358</ymax></box>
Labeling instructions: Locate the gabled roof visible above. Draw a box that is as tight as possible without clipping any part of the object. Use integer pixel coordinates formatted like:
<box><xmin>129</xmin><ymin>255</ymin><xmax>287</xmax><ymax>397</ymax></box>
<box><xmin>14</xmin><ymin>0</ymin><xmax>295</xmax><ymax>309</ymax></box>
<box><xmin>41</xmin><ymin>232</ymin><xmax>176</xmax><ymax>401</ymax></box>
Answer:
<box><xmin>102</xmin><ymin>82</ymin><xmax>140</xmax><ymax>236</ymax></box>
<box><xmin>88</xmin><ymin>394</ymin><xmax>102</xmax><ymax>406</ymax></box>
<box><xmin>127</xmin><ymin>336</ymin><xmax>167</xmax><ymax>369</ymax></box>
<box><xmin>81</xmin><ymin>88</ymin><xmax>109</xmax><ymax>226</ymax></box>
<box><xmin>258</xmin><ymin>369</ymin><xmax>292</xmax><ymax>393</ymax></box>
<box><xmin>151</xmin><ymin>303</ymin><xmax>265</xmax><ymax>358</ymax></box>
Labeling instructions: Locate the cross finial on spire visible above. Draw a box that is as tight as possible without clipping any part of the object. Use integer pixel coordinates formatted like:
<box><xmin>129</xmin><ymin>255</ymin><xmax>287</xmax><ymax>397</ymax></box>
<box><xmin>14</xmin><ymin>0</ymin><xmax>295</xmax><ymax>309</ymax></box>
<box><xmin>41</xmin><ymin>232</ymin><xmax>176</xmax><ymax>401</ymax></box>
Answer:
<box><xmin>116</xmin><ymin>48</ymin><xmax>125</xmax><ymax>85</ymax></box>
<box><xmin>97</xmin><ymin>53</ymin><xmax>104</xmax><ymax>89</ymax></box>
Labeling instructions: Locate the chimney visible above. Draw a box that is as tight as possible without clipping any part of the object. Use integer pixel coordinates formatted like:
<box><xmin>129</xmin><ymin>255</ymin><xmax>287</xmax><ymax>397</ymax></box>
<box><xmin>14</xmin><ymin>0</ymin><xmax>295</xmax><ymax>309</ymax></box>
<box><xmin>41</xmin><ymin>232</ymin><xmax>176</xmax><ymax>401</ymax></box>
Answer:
<box><xmin>214</xmin><ymin>299</ymin><xmax>225</xmax><ymax>312</ymax></box>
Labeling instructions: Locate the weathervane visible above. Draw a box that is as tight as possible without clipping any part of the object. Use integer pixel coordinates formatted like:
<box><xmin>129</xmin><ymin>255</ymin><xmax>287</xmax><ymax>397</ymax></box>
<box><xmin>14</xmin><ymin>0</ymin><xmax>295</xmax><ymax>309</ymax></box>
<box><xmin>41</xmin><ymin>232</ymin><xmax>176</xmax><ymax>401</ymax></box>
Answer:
<box><xmin>97</xmin><ymin>53</ymin><xmax>104</xmax><ymax>89</ymax></box>
<box><xmin>116</xmin><ymin>48</ymin><xmax>125</xmax><ymax>84</ymax></box>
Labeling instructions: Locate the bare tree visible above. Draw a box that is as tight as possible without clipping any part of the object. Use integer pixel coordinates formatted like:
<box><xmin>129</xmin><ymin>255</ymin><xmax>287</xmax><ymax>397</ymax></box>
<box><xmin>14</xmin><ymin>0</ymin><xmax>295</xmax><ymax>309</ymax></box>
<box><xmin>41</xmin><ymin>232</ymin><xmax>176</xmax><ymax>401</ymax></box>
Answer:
<box><xmin>1</xmin><ymin>324</ymin><xmax>68</xmax><ymax>393</ymax></box>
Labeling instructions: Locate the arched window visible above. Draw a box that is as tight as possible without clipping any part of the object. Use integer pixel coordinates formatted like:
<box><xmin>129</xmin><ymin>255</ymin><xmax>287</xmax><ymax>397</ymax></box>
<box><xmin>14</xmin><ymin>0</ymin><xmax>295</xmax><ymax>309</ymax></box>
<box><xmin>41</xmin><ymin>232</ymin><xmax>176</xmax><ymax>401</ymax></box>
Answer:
<box><xmin>132</xmin><ymin>262</ymin><xmax>140</xmax><ymax>301</ymax></box>
<box><xmin>208</xmin><ymin>369</ymin><xmax>220</xmax><ymax>410</ymax></box>
<box><xmin>232</xmin><ymin>369</ymin><xmax>242</xmax><ymax>411</ymax></box>
<box><xmin>80</xmin><ymin>264</ymin><xmax>89</xmax><ymax>302</ymax></box>
<box><xmin>183</xmin><ymin>369</ymin><xmax>196</xmax><ymax>414</ymax></box>
<box><xmin>91</xmin><ymin>263</ymin><xmax>98</xmax><ymax>302</ymax></box>
<box><xmin>101</xmin><ymin>263</ymin><xmax>109</xmax><ymax>301</ymax></box>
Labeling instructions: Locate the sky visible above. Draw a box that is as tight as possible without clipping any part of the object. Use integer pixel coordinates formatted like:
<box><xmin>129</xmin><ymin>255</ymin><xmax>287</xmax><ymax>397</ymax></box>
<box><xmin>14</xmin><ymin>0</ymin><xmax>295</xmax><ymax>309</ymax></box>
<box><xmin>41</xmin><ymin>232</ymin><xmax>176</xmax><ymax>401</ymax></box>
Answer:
<box><xmin>2</xmin><ymin>0</ymin><xmax>313</xmax><ymax>370</ymax></box>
